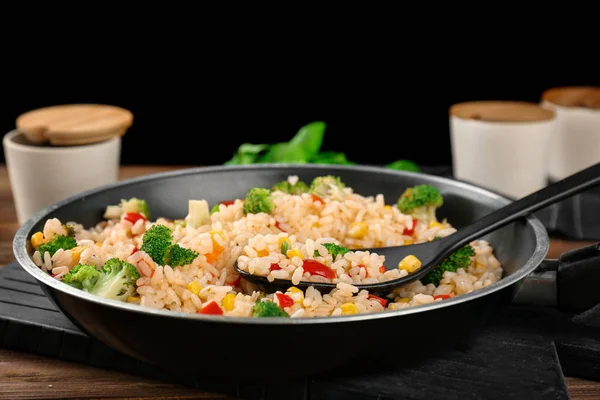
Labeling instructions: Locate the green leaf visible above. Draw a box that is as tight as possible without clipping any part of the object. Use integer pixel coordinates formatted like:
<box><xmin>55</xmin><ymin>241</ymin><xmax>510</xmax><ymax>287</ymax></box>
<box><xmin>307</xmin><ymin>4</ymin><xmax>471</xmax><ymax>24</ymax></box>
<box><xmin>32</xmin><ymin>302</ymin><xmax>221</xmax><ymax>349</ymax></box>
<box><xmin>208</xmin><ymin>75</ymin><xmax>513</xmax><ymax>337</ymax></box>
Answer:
<box><xmin>386</xmin><ymin>159</ymin><xmax>421</xmax><ymax>172</ymax></box>
<box><xmin>259</xmin><ymin>142</ymin><xmax>309</xmax><ymax>163</ymax></box>
<box><xmin>288</xmin><ymin>121</ymin><xmax>326</xmax><ymax>159</ymax></box>
<box><xmin>309</xmin><ymin>151</ymin><xmax>355</xmax><ymax>165</ymax></box>
<box><xmin>225</xmin><ymin>143</ymin><xmax>270</xmax><ymax>165</ymax></box>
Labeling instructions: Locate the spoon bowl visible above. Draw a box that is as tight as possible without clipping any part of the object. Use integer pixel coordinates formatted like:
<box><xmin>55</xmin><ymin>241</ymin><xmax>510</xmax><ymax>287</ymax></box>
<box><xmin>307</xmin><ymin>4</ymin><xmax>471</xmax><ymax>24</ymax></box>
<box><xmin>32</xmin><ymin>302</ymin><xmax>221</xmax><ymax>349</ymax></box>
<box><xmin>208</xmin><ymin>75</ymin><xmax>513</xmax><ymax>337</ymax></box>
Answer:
<box><xmin>236</xmin><ymin>162</ymin><xmax>600</xmax><ymax>293</ymax></box>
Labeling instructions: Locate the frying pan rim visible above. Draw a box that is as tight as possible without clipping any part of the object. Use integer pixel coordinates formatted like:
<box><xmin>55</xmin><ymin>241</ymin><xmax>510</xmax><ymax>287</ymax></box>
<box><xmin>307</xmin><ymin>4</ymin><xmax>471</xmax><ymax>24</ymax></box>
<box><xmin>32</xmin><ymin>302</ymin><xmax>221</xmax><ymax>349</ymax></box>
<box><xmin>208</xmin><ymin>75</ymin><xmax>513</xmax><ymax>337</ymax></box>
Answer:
<box><xmin>13</xmin><ymin>163</ymin><xmax>550</xmax><ymax>325</ymax></box>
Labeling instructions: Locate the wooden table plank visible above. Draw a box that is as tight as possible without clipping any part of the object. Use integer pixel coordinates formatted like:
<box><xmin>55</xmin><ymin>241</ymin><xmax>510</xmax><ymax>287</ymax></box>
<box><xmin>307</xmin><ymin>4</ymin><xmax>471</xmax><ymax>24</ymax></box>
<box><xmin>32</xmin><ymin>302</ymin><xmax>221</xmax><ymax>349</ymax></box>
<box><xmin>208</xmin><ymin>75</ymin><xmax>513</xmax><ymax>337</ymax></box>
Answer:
<box><xmin>0</xmin><ymin>164</ymin><xmax>598</xmax><ymax>399</ymax></box>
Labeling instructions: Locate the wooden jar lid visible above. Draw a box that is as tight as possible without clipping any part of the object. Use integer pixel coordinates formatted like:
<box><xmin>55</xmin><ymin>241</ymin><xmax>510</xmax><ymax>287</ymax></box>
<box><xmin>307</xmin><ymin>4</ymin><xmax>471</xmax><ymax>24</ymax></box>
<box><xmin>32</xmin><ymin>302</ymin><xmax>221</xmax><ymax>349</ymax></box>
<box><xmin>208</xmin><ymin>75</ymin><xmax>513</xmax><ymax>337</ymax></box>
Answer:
<box><xmin>449</xmin><ymin>101</ymin><xmax>555</xmax><ymax>122</ymax></box>
<box><xmin>16</xmin><ymin>104</ymin><xmax>134</xmax><ymax>145</ymax></box>
<box><xmin>542</xmin><ymin>86</ymin><xmax>600</xmax><ymax>109</ymax></box>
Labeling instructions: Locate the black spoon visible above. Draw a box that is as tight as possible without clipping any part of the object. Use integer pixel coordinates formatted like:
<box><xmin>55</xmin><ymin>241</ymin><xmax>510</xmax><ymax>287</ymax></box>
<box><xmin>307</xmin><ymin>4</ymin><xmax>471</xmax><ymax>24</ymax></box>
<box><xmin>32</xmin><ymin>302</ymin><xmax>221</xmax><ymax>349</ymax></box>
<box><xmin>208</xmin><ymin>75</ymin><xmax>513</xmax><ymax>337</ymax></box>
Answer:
<box><xmin>235</xmin><ymin>162</ymin><xmax>600</xmax><ymax>294</ymax></box>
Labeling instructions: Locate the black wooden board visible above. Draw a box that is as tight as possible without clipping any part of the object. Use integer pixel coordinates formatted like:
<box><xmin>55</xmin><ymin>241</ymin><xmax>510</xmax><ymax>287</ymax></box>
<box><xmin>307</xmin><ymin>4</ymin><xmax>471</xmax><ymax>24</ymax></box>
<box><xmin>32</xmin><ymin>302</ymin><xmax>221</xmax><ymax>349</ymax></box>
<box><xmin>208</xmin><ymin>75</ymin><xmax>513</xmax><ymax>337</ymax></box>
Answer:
<box><xmin>2</xmin><ymin>262</ymin><xmax>600</xmax><ymax>400</ymax></box>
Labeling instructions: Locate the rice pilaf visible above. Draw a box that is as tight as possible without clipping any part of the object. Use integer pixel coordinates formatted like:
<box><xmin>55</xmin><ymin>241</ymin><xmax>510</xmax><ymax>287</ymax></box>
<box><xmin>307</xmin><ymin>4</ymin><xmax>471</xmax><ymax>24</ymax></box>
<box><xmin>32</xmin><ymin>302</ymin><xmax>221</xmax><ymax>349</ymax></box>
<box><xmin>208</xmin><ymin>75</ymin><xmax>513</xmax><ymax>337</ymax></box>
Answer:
<box><xmin>30</xmin><ymin>175</ymin><xmax>503</xmax><ymax>318</ymax></box>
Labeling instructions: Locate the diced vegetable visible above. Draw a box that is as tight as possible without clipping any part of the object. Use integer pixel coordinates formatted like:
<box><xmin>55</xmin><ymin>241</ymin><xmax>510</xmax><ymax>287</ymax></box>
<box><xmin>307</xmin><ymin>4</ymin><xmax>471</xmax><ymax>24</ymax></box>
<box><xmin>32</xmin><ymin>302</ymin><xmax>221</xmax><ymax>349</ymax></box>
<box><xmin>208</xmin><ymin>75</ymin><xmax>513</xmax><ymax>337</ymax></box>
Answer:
<box><xmin>185</xmin><ymin>200</ymin><xmax>210</xmax><ymax>229</ymax></box>
<box><xmin>199</xmin><ymin>300</ymin><xmax>224</xmax><ymax>315</ymax></box>
<box><xmin>302</xmin><ymin>259</ymin><xmax>336</xmax><ymax>279</ymax></box>
<box><xmin>276</xmin><ymin>292</ymin><xmax>294</xmax><ymax>308</ymax></box>
<box><xmin>123</xmin><ymin>212</ymin><xmax>146</xmax><ymax>224</ymax></box>
<box><xmin>340</xmin><ymin>303</ymin><xmax>358</xmax><ymax>315</ymax></box>
<box><xmin>398</xmin><ymin>255</ymin><xmax>422</xmax><ymax>273</ymax></box>
<box><xmin>367</xmin><ymin>294</ymin><xmax>388</xmax><ymax>307</ymax></box>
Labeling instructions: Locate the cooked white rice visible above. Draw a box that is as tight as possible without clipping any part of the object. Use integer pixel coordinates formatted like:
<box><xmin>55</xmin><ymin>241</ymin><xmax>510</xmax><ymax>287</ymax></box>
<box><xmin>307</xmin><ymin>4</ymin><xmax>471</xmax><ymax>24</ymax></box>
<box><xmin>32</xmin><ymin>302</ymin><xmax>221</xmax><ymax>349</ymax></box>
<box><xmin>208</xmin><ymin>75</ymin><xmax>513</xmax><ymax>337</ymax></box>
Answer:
<box><xmin>30</xmin><ymin>176</ymin><xmax>503</xmax><ymax>318</ymax></box>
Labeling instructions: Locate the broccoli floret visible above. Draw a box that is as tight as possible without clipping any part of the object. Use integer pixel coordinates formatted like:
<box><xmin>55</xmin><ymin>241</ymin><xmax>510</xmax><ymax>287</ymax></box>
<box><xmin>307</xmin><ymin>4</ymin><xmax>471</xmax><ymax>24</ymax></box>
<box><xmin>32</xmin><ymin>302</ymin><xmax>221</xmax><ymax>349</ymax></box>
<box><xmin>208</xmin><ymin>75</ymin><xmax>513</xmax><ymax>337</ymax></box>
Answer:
<box><xmin>314</xmin><ymin>243</ymin><xmax>350</xmax><ymax>259</ymax></box>
<box><xmin>88</xmin><ymin>258</ymin><xmax>140</xmax><ymax>301</ymax></box>
<box><xmin>62</xmin><ymin>264</ymin><xmax>100</xmax><ymax>290</ymax></box>
<box><xmin>140</xmin><ymin>224</ymin><xmax>199</xmax><ymax>267</ymax></box>
<box><xmin>272</xmin><ymin>180</ymin><xmax>309</xmax><ymax>195</ymax></box>
<box><xmin>252</xmin><ymin>300</ymin><xmax>290</xmax><ymax>318</ymax></box>
<box><xmin>121</xmin><ymin>197</ymin><xmax>151</xmax><ymax>219</ymax></box>
<box><xmin>166</xmin><ymin>244</ymin><xmax>199</xmax><ymax>267</ymax></box>
<box><xmin>62</xmin><ymin>224</ymin><xmax>76</xmax><ymax>238</ymax></box>
<box><xmin>140</xmin><ymin>225</ymin><xmax>172</xmax><ymax>265</ymax></box>
<box><xmin>308</xmin><ymin>175</ymin><xmax>345</xmax><ymax>198</ymax></box>
<box><xmin>397</xmin><ymin>184</ymin><xmax>443</xmax><ymax>224</ymax></box>
<box><xmin>421</xmin><ymin>245</ymin><xmax>475</xmax><ymax>286</ymax></box>
<box><xmin>36</xmin><ymin>235</ymin><xmax>77</xmax><ymax>257</ymax></box>
<box><xmin>62</xmin><ymin>259</ymin><xmax>139</xmax><ymax>302</ymax></box>
<box><xmin>243</xmin><ymin>188</ymin><xmax>273</xmax><ymax>214</ymax></box>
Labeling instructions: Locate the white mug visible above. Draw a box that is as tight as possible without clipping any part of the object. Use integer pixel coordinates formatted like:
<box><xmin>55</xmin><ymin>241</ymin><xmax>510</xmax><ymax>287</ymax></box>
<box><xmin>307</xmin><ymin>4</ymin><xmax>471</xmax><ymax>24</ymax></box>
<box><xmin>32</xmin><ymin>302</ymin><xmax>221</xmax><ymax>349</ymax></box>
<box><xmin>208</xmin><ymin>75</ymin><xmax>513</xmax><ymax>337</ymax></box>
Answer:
<box><xmin>541</xmin><ymin>88</ymin><xmax>600</xmax><ymax>181</ymax></box>
<box><xmin>3</xmin><ymin>129</ymin><xmax>121</xmax><ymax>224</ymax></box>
<box><xmin>449</xmin><ymin>101</ymin><xmax>556</xmax><ymax>199</ymax></box>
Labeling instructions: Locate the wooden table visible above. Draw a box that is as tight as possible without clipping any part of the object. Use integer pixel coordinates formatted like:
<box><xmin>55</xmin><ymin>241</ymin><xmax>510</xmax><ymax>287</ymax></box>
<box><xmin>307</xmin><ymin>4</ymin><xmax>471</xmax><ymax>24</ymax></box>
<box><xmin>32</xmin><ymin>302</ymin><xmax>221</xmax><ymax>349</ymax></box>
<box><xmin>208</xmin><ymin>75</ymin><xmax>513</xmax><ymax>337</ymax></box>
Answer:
<box><xmin>0</xmin><ymin>165</ymin><xmax>598</xmax><ymax>399</ymax></box>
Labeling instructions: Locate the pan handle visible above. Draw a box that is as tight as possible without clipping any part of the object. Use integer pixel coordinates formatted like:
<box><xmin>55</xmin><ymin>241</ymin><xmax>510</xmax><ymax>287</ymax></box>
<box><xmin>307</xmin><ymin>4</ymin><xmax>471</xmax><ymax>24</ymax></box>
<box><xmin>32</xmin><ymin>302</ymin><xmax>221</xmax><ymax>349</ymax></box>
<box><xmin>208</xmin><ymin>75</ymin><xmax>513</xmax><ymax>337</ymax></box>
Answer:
<box><xmin>512</xmin><ymin>242</ymin><xmax>600</xmax><ymax>312</ymax></box>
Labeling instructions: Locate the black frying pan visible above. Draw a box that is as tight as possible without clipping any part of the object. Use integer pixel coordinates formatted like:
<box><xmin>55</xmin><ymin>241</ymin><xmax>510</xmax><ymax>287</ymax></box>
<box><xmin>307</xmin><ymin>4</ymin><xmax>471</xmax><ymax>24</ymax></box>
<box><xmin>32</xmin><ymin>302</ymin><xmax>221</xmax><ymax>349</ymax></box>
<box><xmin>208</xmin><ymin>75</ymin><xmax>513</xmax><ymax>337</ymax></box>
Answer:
<box><xmin>12</xmin><ymin>164</ymin><xmax>600</xmax><ymax>379</ymax></box>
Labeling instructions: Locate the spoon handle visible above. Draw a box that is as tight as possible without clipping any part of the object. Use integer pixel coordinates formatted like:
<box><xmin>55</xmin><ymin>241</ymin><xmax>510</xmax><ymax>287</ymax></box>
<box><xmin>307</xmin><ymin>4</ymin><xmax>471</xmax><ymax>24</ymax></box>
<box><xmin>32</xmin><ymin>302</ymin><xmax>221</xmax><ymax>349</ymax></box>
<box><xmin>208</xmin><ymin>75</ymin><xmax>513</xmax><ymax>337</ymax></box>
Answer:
<box><xmin>446</xmin><ymin>162</ymin><xmax>600</xmax><ymax>249</ymax></box>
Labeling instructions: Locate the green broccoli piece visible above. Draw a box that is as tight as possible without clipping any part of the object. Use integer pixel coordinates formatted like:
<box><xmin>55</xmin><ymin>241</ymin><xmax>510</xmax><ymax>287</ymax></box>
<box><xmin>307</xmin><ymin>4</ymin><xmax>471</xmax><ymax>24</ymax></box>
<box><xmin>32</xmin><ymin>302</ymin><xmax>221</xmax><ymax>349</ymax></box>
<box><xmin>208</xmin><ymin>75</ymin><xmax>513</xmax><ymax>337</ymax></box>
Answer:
<box><xmin>243</xmin><ymin>188</ymin><xmax>273</xmax><ymax>214</ymax></box>
<box><xmin>166</xmin><ymin>244</ymin><xmax>199</xmax><ymax>267</ymax></box>
<box><xmin>314</xmin><ymin>243</ymin><xmax>350</xmax><ymax>259</ymax></box>
<box><xmin>121</xmin><ymin>197</ymin><xmax>151</xmax><ymax>219</ymax></box>
<box><xmin>62</xmin><ymin>259</ymin><xmax>139</xmax><ymax>302</ymax></box>
<box><xmin>421</xmin><ymin>245</ymin><xmax>475</xmax><ymax>286</ymax></box>
<box><xmin>140</xmin><ymin>225</ymin><xmax>172</xmax><ymax>265</ymax></box>
<box><xmin>140</xmin><ymin>224</ymin><xmax>198</xmax><ymax>267</ymax></box>
<box><xmin>62</xmin><ymin>224</ymin><xmax>76</xmax><ymax>238</ymax></box>
<box><xmin>87</xmin><ymin>258</ymin><xmax>140</xmax><ymax>301</ymax></box>
<box><xmin>397</xmin><ymin>184</ymin><xmax>443</xmax><ymax>224</ymax></box>
<box><xmin>271</xmin><ymin>180</ymin><xmax>309</xmax><ymax>195</ymax></box>
<box><xmin>36</xmin><ymin>235</ymin><xmax>77</xmax><ymax>257</ymax></box>
<box><xmin>252</xmin><ymin>300</ymin><xmax>290</xmax><ymax>317</ymax></box>
<box><xmin>62</xmin><ymin>264</ymin><xmax>100</xmax><ymax>290</ymax></box>
<box><xmin>308</xmin><ymin>175</ymin><xmax>345</xmax><ymax>198</ymax></box>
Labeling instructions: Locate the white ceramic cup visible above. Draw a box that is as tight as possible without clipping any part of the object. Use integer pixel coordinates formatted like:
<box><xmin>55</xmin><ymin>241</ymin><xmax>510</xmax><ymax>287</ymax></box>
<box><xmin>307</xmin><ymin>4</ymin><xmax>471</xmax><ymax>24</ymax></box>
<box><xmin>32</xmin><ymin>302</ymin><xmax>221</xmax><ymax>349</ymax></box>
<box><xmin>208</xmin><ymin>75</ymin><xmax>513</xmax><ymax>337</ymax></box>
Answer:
<box><xmin>449</xmin><ymin>101</ymin><xmax>556</xmax><ymax>199</ymax></box>
<box><xmin>541</xmin><ymin>91</ymin><xmax>600</xmax><ymax>182</ymax></box>
<box><xmin>3</xmin><ymin>129</ymin><xmax>121</xmax><ymax>224</ymax></box>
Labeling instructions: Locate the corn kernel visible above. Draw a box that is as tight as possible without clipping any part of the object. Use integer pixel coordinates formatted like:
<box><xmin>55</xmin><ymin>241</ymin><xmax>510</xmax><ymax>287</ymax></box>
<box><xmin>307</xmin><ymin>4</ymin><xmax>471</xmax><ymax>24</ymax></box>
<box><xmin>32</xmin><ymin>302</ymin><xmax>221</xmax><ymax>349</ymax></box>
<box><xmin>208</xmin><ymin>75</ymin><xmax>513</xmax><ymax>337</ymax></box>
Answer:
<box><xmin>256</xmin><ymin>249</ymin><xmax>269</xmax><ymax>257</ymax></box>
<box><xmin>404</xmin><ymin>239</ymin><xmax>414</xmax><ymax>245</ymax></box>
<box><xmin>187</xmin><ymin>280</ymin><xmax>202</xmax><ymax>295</ymax></box>
<box><xmin>428</xmin><ymin>221</ymin><xmax>446</xmax><ymax>229</ymax></box>
<box><xmin>398</xmin><ymin>255</ymin><xmax>422</xmax><ymax>273</ymax></box>
<box><xmin>340</xmin><ymin>302</ymin><xmax>359</xmax><ymax>315</ymax></box>
<box><xmin>278</xmin><ymin>237</ymin><xmax>290</xmax><ymax>247</ymax></box>
<box><xmin>127</xmin><ymin>296</ymin><xmax>140</xmax><ymax>303</ymax></box>
<box><xmin>398</xmin><ymin>297</ymin><xmax>411</xmax><ymax>303</ymax></box>
<box><xmin>222</xmin><ymin>293</ymin><xmax>236</xmax><ymax>311</ymax></box>
<box><xmin>287</xmin><ymin>286</ymin><xmax>304</xmax><ymax>303</ymax></box>
<box><xmin>286</xmin><ymin>248</ymin><xmax>303</xmax><ymax>260</ymax></box>
<box><xmin>384</xmin><ymin>205</ymin><xmax>393</xmax><ymax>211</ymax></box>
<box><xmin>71</xmin><ymin>246</ymin><xmax>84</xmax><ymax>262</ymax></box>
<box><xmin>95</xmin><ymin>242</ymin><xmax>104</xmax><ymax>247</ymax></box>
<box><xmin>348</xmin><ymin>221</ymin><xmax>368</xmax><ymax>239</ymax></box>
<box><xmin>31</xmin><ymin>232</ymin><xmax>44</xmax><ymax>248</ymax></box>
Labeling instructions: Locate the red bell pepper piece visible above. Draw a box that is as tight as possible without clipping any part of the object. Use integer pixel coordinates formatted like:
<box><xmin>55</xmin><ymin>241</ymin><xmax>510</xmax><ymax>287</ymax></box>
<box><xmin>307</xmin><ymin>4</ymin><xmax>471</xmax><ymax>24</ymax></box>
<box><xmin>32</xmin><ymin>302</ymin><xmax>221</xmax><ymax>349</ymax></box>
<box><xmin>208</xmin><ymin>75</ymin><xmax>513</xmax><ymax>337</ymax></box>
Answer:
<box><xmin>276</xmin><ymin>293</ymin><xmax>294</xmax><ymax>308</ymax></box>
<box><xmin>433</xmin><ymin>293</ymin><xmax>455</xmax><ymax>301</ymax></box>
<box><xmin>199</xmin><ymin>301</ymin><xmax>224</xmax><ymax>315</ymax></box>
<box><xmin>402</xmin><ymin>218</ymin><xmax>417</xmax><ymax>236</ymax></box>
<box><xmin>311</xmin><ymin>194</ymin><xmax>324</xmax><ymax>204</ymax></box>
<box><xmin>270</xmin><ymin>263</ymin><xmax>282</xmax><ymax>271</ymax></box>
<box><xmin>368</xmin><ymin>294</ymin><xmax>388</xmax><ymax>307</ymax></box>
<box><xmin>123</xmin><ymin>212</ymin><xmax>147</xmax><ymax>224</ymax></box>
<box><xmin>302</xmin><ymin>259</ymin><xmax>336</xmax><ymax>279</ymax></box>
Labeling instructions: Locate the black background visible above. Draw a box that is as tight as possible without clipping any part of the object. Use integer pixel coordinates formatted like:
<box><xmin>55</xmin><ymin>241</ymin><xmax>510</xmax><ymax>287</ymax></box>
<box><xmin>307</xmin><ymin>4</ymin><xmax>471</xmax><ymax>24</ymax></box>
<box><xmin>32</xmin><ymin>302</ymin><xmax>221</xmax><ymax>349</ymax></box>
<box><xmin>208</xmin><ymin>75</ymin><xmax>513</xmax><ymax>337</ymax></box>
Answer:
<box><xmin>2</xmin><ymin>55</ymin><xmax>598</xmax><ymax>168</ymax></box>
